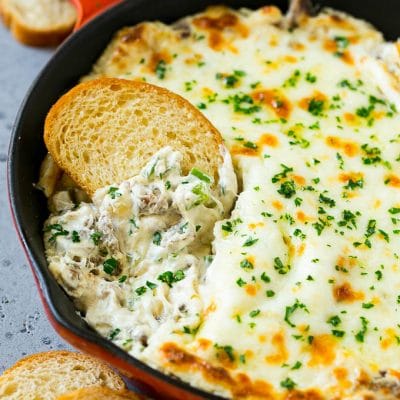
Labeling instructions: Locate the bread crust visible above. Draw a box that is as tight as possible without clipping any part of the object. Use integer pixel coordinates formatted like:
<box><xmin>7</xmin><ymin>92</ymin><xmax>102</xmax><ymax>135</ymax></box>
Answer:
<box><xmin>44</xmin><ymin>78</ymin><xmax>224</xmax><ymax>196</ymax></box>
<box><xmin>0</xmin><ymin>0</ymin><xmax>75</xmax><ymax>47</ymax></box>
<box><xmin>1</xmin><ymin>351</ymin><xmax>123</xmax><ymax>381</ymax></box>
<box><xmin>0</xmin><ymin>351</ymin><xmax>126</xmax><ymax>399</ymax></box>
<box><xmin>56</xmin><ymin>386</ymin><xmax>143</xmax><ymax>400</ymax></box>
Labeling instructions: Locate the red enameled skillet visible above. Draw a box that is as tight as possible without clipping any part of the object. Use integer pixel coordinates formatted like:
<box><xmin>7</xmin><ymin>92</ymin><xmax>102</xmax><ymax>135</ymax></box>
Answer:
<box><xmin>7</xmin><ymin>0</ymin><xmax>400</xmax><ymax>398</ymax></box>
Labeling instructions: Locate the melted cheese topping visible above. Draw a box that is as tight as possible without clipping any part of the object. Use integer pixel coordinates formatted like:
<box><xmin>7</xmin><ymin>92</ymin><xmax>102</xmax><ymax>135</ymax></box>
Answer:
<box><xmin>46</xmin><ymin>5</ymin><xmax>400</xmax><ymax>399</ymax></box>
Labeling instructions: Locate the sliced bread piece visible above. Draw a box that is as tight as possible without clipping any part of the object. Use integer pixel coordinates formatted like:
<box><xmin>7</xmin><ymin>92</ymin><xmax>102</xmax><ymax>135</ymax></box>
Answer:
<box><xmin>44</xmin><ymin>78</ymin><xmax>224</xmax><ymax>196</ymax></box>
<box><xmin>0</xmin><ymin>351</ymin><xmax>125</xmax><ymax>400</ymax></box>
<box><xmin>0</xmin><ymin>0</ymin><xmax>76</xmax><ymax>46</ymax></box>
<box><xmin>57</xmin><ymin>387</ymin><xmax>143</xmax><ymax>400</ymax></box>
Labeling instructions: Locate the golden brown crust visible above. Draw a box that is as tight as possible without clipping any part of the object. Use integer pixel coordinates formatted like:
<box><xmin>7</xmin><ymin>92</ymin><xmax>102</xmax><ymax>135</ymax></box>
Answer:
<box><xmin>0</xmin><ymin>0</ymin><xmax>75</xmax><ymax>47</ymax></box>
<box><xmin>0</xmin><ymin>0</ymin><xmax>9</xmax><ymax>27</ymax></box>
<box><xmin>44</xmin><ymin>78</ymin><xmax>224</xmax><ymax>196</ymax></box>
<box><xmin>9</xmin><ymin>23</ymin><xmax>73</xmax><ymax>47</ymax></box>
<box><xmin>160</xmin><ymin>342</ymin><xmax>326</xmax><ymax>399</ymax></box>
<box><xmin>0</xmin><ymin>350</ymin><xmax>125</xmax><ymax>387</ymax></box>
<box><xmin>56</xmin><ymin>387</ymin><xmax>143</xmax><ymax>400</ymax></box>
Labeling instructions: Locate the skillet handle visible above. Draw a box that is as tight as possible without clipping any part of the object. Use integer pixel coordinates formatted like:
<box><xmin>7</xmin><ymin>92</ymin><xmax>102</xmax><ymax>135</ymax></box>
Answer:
<box><xmin>70</xmin><ymin>0</ymin><xmax>123</xmax><ymax>31</ymax></box>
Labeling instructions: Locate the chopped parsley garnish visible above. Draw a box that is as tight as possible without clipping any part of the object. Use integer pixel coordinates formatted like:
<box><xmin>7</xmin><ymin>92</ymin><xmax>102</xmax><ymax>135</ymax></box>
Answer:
<box><xmin>339</xmin><ymin>78</ymin><xmax>363</xmax><ymax>91</ymax></box>
<box><xmin>71</xmin><ymin>230</ymin><xmax>80</xmax><ymax>243</ymax></box>
<box><xmin>152</xmin><ymin>231</ymin><xmax>162</xmax><ymax>246</ymax></box>
<box><xmin>157</xmin><ymin>270</ymin><xmax>185</xmax><ymax>287</ymax></box>
<box><xmin>389</xmin><ymin>207</ymin><xmax>400</xmax><ymax>214</ymax></box>
<box><xmin>291</xmin><ymin>361</ymin><xmax>302</xmax><ymax>370</ymax></box>
<box><xmin>222</xmin><ymin>222</ymin><xmax>232</xmax><ymax>232</ymax></box>
<box><xmin>365</xmin><ymin>220</ymin><xmax>376</xmax><ymax>240</ymax></box>
<box><xmin>108</xmin><ymin>186</ymin><xmax>121</xmax><ymax>199</ymax></box>
<box><xmin>240</xmin><ymin>259</ymin><xmax>254</xmax><ymax>270</ymax></box>
<box><xmin>293</xmin><ymin>228</ymin><xmax>306</xmax><ymax>240</ymax></box>
<box><xmin>356</xmin><ymin>106</ymin><xmax>373</xmax><ymax>118</ymax></box>
<box><xmin>109</xmin><ymin>328</ymin><xmax>121</xmax><ymax>340</ymax></box>
<box><xmin>379</xmin><ymin>229</ymin><xmax>390</xmax><ymax>243</ymax></box>
<box><xmin>312</xmin><ymin>220</ymin><xmax>327</xmax><ymax>236</ymax></box>
<box><xmin>155</xmin><ymin>60</ymin><xmax>167</xmax><ymax>79</ymax></box>
<box><xmin>284</xmin><ymin>299</ymin><xmax>309</xmax><ymax>327</ymax></box>
<box><xmin>226</xmin><ymin>93</ymin><xmax>261</xmax><ymax>115</ymax></box>
<box><xmin>294</xmin><ymin>197</ymin><xmax>303</xmax><ymax>206</ymax></box>
<box><xmin>191</xmin><ymin>184</ymin><xmax>209</xmax><ymax>206</ymax></box>
<box><xmin>278</xmin><ymin>180</ymin><xmax>296</xmax><ymax>198</ymax></box>
<box><xmin>135</xmin><ymin>286</ymin><xmax>147</xmax><ymax>296</ymax></box>
<box><xmin>362</xmin><ymin>302</ymin><xmax>374</xmax><ymax>309</ymax></box>
<box><xmin>103</xmin><ymin>257</ymin><xmax>118</xmax><ymax>275</ymax></box>
<box><xmin>338</xmin><ymin>210</ymin><xmax>359</xmax><ymax>229</ymax></box>
<box><xmin>336</xmin><ymin>152</ymin><xmax>344</xmax><ymax>170</ymax></box>
<box><xmin>244</xmin><ymin>141</ymin><xmax>258</xmax><ymax>149</ymax></box>
<box><xmin>221</xmin><ymin>218</ymin><xmax>242</xmax><ymax>233</ymax></box>
<box><xmin>280</xmin><ymin>377</ymin><xmax>297</xmax><ymax>390</ymax></box>
<box><xmin>183</xmin><ymin>325</ymin><xmax>200</xmax><ymax>335</ymax></box>
<box><xmin>243</xmin><ymin>237</ymin><xmax>258</xmax><ymax>247</ymax></box>
<box><xmin>375</xmin><ymin>270</ymin><xmax>383</xmax><ymax>281</ymax></box>
<box><xmin>334</xmin><ymin>36</ymin><xmax>349</xmax><ymax>50</ymax></box>
<box><xmin>260</xmin><ymin>272</ymin><xmax>271</xmax><ymax>283</ymax></box>
<box><xmin>184</xmin><ymin>80</ymin><xmax>196</xmax><ymax>91</ymax></box>
<box><xmin>249</xmin><ymin>309</ymin><xmax>261</xmax><ymax>318</ymax></box>
<box><xmin>129</xmin><ymin>218</ymin><xmax>138</xmax><ymax>228</ymax></box>
<box><xmin>234</xmin><ymin>69</ymin><xmax>246</xmax><ymax>77</ymax></box>
<box><xmin>344</xmin><ymin>178</ymin><xmax>364</xmax><ymax>190</ymax></box>
<box><xmin>305</xmin><ymin>72</ymin><xmax>317</xmax><ymax>83</ymax></box>
<box><xmin>146</xmin><ymin>281</ymin><xmax>157</xmax><ymax>289</ymax></box>
<box><xmin>45</xmin><ymin>224</ymin><xmax>69</xmax><ymax>243</ymax></box>
<box><xmin>319</xmin><ymin>193</ymin><xmax>336</xmax><ymax>207</ymax></box>
<box><xmin>327</xmin><ymin>315</ymin><xmax>341</xmax><ymax>327</ymax></box>
<box><xmin>332</xmin><ymin>330</ymin><xmax>345</xmax><ymax>338</ymax></box>
<box><xmin>216</xmin><ymin>73</ymin><xmax>238</xmax><ymax>88</ymax></box>
<box><xmin>266</xmin><ymin>290</ymin><xmax>275</xmax><ymax>297</ymax></box>
<box><xmin>90</xmin><ymin>231</ymin><xmax>102</xmax><ymax>245</ymax></box>
<box><xmin>272</xmin><ymin>164</ymin><xmax>293</xmax><ymax>183</ymax></box>
<box><xmin>236</xmin><ymin>278</ymin><xmax>247</xmax><ymax>287</ymax></box>
<box><xmin>274</xmin><ymin>257</ymin><xmax>290</xmax><ymax>275</ymax></box>
<box><xmin>308</xmin><ymin>98</ymin><xmax>325</xmax><ymax>116</ymax></box>
<box><xmin>355</xmin><ymin>316</ymin><xmax>369</xmax><ymax>343</ymax></box>
<box><xmin>214</xmin><ymin>343</ymin><xmax>235</xmax><ymax>361</ymax></box>
<box><xmin>283</xmin><ymin>69</ymin><xmax>301</xmax><ymax>88</ymax></box>
<box><xmin>361</xmin><ymin>143</ymin><xmax>382</xmax><ymax>165</ymax></box>
<box><xmin>190</xmin><ymin>168</ymin><xmax>212</xmax><ymax>183</ymax></box>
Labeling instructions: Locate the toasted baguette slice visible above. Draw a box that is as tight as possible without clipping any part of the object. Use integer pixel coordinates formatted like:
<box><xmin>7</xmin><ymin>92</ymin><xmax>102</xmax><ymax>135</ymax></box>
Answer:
<box><xmin>0</xmin><ymin>0</ymin><xmax>76</xmax><ymax>46</ymax></box>
<box><xmin>44</xmin><ymin>78</ymin><xmax>224</xmax><ymax>196</ymax></box>
<box><xmin>57</xmin><ymin>387</ymin><xmax>143</xmax><ymax>400</ymax></box>
<box><xmin>0</xmin><ymin>351</ymin><xmax>125</xmax><ymax>400</ymax></box>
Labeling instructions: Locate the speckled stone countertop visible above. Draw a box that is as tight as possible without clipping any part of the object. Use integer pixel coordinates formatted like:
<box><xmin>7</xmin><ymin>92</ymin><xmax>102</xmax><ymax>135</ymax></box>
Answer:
<box><xmin>0</xmin><ymin>24</ymin><xmax>72</xmax><ymax>372</ymax></box>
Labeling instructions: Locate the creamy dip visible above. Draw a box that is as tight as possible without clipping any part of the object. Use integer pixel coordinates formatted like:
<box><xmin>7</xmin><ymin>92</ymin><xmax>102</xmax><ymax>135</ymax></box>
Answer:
<box><xmin>44</xmin><ymin>146</ymin><xmax>237</xmax><ymax>357</ymax></box>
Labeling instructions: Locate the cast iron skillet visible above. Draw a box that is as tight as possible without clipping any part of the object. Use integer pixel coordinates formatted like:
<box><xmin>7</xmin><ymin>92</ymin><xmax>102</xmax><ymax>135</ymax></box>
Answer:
<box><xmin>7</xmin><ymin>0</ymin><xmax>400</xmax><ymax>398</ymax></box>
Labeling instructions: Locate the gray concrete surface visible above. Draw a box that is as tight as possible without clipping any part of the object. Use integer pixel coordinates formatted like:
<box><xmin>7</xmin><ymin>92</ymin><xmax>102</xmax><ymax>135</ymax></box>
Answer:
<box><xmin>0</xmin><ymin>24</ymin><xmax>71</xmax><ymax>372</ymax></box>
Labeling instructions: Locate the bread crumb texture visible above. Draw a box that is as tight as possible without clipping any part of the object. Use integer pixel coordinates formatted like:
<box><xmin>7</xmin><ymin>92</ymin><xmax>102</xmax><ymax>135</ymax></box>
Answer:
<box><xmin>0</xmin><ymin>351</ymin><xmax>125</xmax><ymax>400</ymax></box>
